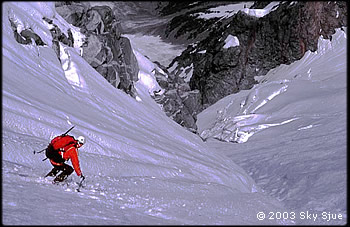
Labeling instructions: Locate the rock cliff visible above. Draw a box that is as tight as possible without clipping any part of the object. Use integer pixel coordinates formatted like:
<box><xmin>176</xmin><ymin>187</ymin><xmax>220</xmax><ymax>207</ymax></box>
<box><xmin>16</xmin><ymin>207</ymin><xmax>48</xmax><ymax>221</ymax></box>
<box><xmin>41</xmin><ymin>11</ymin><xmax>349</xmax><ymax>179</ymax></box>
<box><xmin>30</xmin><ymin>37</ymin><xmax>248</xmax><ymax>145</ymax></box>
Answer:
<box><xmin>56</xmin><ymin>2</ymin><xmax>139</xmax><ymax>96</ymax></box>
<box><xmin>160</xmin><ymin>1</ymin><xmax>347</xmax><ymax>122</ymax></box>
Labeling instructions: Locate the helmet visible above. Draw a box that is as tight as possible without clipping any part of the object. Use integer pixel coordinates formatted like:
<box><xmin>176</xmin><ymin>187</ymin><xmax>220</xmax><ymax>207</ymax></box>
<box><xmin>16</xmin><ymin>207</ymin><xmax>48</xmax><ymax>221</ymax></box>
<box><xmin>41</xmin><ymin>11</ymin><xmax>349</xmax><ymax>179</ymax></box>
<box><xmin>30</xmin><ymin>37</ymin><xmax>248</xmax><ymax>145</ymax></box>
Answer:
<box><xmin>77</xmin><ymin>136</ymin><xmax>85</xmax><ymax>145</ymax></box>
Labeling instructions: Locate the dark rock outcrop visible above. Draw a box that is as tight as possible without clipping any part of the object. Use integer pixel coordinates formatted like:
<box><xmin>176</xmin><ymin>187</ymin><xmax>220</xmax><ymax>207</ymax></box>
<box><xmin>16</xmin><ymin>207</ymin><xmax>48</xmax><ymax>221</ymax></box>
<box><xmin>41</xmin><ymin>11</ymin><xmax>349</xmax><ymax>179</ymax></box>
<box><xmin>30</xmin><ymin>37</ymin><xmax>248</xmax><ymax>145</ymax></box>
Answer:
<box><xmin>166</xmin><ymin>1</ymin><xmax>347</xmax><ymax>114</ymax></box>
<box><xmin>8</xmin><ymin>15</ymin><xmax>46</xmax><ymax>46</ymax></box>
<box><xmin>56</xmin><ymin>2</ymin><xmax>139</xmax><ymax>96</ymax></box>
<box><xmin>11</xmin><ymin>28</ymin><xmax>46</xmax><ymax>46</ymax></box>
<box><xmin>151</xmin><ymin>64</ymin><xmax>200</xmax><ymax>132</ymax></box>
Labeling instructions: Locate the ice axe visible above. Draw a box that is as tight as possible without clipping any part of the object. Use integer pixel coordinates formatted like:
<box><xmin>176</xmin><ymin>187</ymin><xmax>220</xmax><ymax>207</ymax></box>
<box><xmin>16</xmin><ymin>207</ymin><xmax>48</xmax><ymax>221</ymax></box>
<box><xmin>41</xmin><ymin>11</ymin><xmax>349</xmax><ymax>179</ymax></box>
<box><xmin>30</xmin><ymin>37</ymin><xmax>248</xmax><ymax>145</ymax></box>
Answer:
<box><xmin>61</xmin><ymin>125</ymin><xmax>75</xmax><ymax>136</ymax></box>
<box><xmin>76</xmin><ymin>175</ymin><xmax>86</xmax><ymax>192</ymax></box>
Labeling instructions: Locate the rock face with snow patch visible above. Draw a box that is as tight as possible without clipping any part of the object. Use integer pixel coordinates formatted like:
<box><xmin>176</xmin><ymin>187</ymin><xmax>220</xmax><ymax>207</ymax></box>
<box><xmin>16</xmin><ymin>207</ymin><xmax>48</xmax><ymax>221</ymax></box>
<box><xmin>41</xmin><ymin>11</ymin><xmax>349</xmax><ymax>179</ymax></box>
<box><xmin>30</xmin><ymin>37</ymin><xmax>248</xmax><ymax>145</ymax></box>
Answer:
<box><xmin>154</xmin><ymin>2</ymin><xmax>234</xmax><ymax>45</ymax></box>
<box><xmin>55</xmin><ymin>2</ymin><xmax>139</xmax><ymax>96</ymax></box>
<box><xmin>113</xmin><ymin>1</ymin><xmax>347</xmax><ymax>133</ymax></box>
<box><xmin>161</xmin><ymin>1</ymin><xmax>347</xmax><ymax>114</ymax></box>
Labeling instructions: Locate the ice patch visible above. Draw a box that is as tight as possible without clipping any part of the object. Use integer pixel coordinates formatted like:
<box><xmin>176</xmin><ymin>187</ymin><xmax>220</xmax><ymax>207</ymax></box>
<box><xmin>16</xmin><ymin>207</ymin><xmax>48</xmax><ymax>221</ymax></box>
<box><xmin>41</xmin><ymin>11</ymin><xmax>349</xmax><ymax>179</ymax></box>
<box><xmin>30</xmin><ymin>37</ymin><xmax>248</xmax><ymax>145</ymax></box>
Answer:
<box><xmin>195</xmin><ymin>2</ymin><xmax>279</xmax><ymax>19</ymax></box>
<box><xmin>138</xmin><ymin>70</ymin><xmax>162</xmax><ymax>94</ymax></box>
<box><xmin>59</xmin><ymin>44</ymin><xmax>86</xmax><ymax>89</ymax></box>
<box><xmin>178</xmin><ymin>63</ymin><xmax>193</xmax><ymax>83</ymax></box>
<box><xmin>223</xmin><ymin>35</ymin><xmax>239</xmax><ymax>49</ymax></box>
<box><xmin>89</xmin><ymin>196</ymin><xmax>100</xmax><ymax>200</ymax></box>
<box><xmin>298</xmin><ymin>125</ymin><xmax>314</xmax><ymax>131</ymax></box>
<box><xmin>132</xmin><ymin>48</ymin><xmax>164</xmax><ymax>95</ymax></box>
<box><xmin>242</xmin><ymin>2</ymin><xmax>280</xmax><ymax>18</ymax></box>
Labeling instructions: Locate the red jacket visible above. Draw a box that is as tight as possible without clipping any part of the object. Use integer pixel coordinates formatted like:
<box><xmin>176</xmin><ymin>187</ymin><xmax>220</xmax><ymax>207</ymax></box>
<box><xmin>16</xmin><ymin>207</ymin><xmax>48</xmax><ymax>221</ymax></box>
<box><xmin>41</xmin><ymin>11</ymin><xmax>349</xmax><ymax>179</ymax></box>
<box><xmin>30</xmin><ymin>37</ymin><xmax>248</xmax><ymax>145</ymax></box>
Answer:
<box><xmin>50</xmin><ymin>143</ymin><xmax>82</xmax><ymax>176</ymax></box>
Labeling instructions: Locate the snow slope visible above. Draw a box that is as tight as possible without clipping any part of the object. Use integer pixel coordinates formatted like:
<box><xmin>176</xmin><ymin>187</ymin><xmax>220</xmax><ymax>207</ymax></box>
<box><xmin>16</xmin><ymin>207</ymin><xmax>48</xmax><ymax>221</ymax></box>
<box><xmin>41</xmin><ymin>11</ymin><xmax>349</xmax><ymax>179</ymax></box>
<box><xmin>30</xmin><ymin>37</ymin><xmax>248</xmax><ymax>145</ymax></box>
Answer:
<box><xmin>125</xmin><ymin>33</ymin><xmax>186</xmax><ymax>67</ymax></box>
<box><xmin>2</xmin><ymin>2</ymin><xmax>289</xmax><ymax>225</ymax></box>
<box><xmin>197</xmin><ymin>28</ymin><xmax>347</xmax><ymax>225</ymax></box>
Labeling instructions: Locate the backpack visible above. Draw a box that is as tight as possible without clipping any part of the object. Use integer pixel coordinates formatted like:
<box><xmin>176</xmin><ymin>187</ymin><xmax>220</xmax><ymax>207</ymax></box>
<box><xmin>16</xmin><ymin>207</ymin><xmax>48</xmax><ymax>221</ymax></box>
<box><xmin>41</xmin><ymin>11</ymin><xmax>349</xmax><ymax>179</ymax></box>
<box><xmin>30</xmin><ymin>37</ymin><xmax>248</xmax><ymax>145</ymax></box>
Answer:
<box><xmin>45</xmin><ymin>135</ymin><xmax>77</xmax><ymax>163</ymax></box>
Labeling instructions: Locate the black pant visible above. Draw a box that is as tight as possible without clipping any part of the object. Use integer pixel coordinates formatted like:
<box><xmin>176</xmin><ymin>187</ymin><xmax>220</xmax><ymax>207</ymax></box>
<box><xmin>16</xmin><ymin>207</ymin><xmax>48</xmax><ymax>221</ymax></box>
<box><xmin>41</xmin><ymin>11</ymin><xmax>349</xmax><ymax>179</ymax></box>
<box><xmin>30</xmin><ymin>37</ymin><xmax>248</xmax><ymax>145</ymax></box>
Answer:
<box><xmin>46</xmin><ymin>163</ymin><xmax>74</xmax><ymax>182</ymax></box>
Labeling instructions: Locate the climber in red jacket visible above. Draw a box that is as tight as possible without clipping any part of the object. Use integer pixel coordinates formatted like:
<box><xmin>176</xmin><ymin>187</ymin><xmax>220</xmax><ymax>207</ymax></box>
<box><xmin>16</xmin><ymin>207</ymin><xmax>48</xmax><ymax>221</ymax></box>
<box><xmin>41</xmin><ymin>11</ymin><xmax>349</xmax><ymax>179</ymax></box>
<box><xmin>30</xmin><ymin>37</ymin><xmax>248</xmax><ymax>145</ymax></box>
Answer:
<box><xmin>45</xmin><ymin>135</ymin><xmax>85</xmax><ymax>183</ymax></box>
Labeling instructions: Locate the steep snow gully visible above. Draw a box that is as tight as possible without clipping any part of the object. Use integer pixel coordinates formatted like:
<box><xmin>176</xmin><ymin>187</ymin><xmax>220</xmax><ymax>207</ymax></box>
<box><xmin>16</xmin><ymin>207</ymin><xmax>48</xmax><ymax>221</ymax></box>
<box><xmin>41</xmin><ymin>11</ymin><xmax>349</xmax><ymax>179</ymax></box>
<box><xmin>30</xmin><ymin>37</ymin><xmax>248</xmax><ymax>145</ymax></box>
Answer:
<box><xmin>2</xmin><ymin>2</ymin><xmax>347</xmax><ymax>225</ymax></box>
